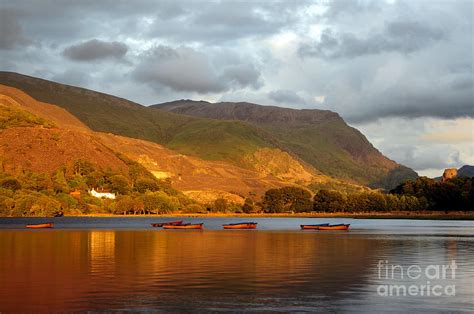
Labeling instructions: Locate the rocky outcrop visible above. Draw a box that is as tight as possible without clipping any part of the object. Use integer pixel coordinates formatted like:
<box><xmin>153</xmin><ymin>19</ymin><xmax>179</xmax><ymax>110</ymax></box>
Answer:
<box><xmin>442</xmin><ymin>168</ymin><xmax>458</xmax><ymax>182</ymax></box>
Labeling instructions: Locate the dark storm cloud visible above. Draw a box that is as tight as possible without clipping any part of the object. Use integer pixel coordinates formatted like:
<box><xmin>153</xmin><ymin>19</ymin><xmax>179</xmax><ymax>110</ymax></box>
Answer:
<box><xmin>299</xmin><ymin>20</ymin><xmax>445</xmax><ymax>59</ymax></box>
<box><xmin>132</xmin><ymin>45</ymin><xmax>262</xmax><ymax>94</ymax></box>
<box><xmin>268</xmin><ymin>90</ymin><xmax>307</xmax><ymax>106</ymax></box>
<box><xmin>62</xmin><ymin>39</ymin><xmax>128</xmax><ymax>61</ymax></box>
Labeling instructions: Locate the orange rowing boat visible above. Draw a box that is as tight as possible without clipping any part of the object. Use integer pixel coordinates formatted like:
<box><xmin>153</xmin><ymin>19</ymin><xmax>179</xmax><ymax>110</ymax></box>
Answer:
<box><xmin>26</xmin><ymin>223</ymin><xmax>54</xmax><ymax>229</ymax></box>
<box><xmin>223</xmin><ymin>222</ymin><xmax>257</xmax><ymax>229</ymax></box>
<box><xmin>317</xmin><ymin>224</ymin><xmax>350</xmax><ymax>230</ymax></box>
<box><xmin>300</xmin><ymin>223</ymin><xmax>329</xmax><ymax>230</ymax></box>
<box><xmin>300</xmin><ymin>224</ymin><xmax>350</xmax><ymax>230</ymax></box>
<box><xmin>163</xmin><ymin>223</ymin><xmax>203</xmax><ymax>229</ymax></box>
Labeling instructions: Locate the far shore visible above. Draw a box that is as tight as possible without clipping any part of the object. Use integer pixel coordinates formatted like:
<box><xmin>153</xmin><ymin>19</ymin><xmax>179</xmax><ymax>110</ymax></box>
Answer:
<box><xmin>65</xmin><ymin>211</ymin><xmax>474</xmax><ymax>220</ymax></box>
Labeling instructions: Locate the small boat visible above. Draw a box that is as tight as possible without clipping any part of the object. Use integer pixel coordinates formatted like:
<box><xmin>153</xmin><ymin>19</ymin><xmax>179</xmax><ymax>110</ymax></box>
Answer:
<box><xmin>300</xmin><ymin>223</ymin><xmax>330</xmax><ymax>230</ymax></box>
<box><xmin>223</xmin><ymin>222</ymin><xmax>257</xmax><ymax>229</ymax></box>
<box><xmin>318</xmin><ymin>224</ymin><xmax>350</xmax><ymax>231</ymax></box>
<box><xmin>26</xmin><ymin>223</ymin><xmax>54</xmax><ymax>229</ymax></box>
<box><xmin>301</xmin><ymin>223</ymin><xmax>350</xmax><ymax>231</ymax></box>
<box><xmin>163</xmin><ymin>223</ymin><xmax>203</xmax><ymax>230</ymax></box>
<box><xmin>151</xmin><ymin>220</ymin><xmax>183</xmax><ymax>228</ymax></box>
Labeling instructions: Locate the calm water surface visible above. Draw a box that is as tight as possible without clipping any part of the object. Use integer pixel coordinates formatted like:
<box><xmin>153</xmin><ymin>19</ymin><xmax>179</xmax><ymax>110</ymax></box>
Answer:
<box><xmin>0</xmin><ymin>217</ymin><xmax>473</xmax><ymax>312</ymax></box>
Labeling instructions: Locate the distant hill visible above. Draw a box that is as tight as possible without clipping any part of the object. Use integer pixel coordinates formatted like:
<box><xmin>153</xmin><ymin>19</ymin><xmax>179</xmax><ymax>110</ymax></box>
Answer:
<box><xmin>458</xmin><ymin>165</ymin><xmax>474</xmax><ymax>178</ymax></box>
<box><xmin>0</xmin><ymin>71</ymin><xmax>417</xmax><ymax>190</ymax></box>
<box><xmin>154</xmin><ymin>100</ymin><xmax>418</xmax><ymax>189</ymax></box>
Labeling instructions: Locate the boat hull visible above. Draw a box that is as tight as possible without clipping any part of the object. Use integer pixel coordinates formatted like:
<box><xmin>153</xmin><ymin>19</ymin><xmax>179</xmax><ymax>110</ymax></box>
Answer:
<box><xmin>300</xmin><ymin>223</ymin><xmax>329</xmax><ymax>230</ymax></box>
<box><xmin>26</xmin><ymin>223</ymin><xmax>54</xmax><ymax>229</ymax></box>
<box><xmin>151</xmin><ymin>220</ymin><xmax>183</xmax><ymax>227</ymax></box>
<box><xmin>163</xmin><ymin>223</ymin><xmax>203</xmax><ymax>230</ymax></box>
<box><xmin>223</xmin><ymin>222</ymin><xmax>257</xmax><ymax>229</ymax></box>
<box><xmin>317</xmin><ymin>224</ymin><xmax>350</xmax><ymax>231</ymax></box>
<box><xmin>300</xmin><ymin>224</ymin><xmax>350</xmax><ymax>231</ymax></box>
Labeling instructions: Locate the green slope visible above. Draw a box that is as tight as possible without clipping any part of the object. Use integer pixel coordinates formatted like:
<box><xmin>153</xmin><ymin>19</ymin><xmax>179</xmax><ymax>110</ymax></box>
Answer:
<box><xmin>154</xmin><ymin>100</ymin><xmax>418</xmax><ymax>189</ymax></box>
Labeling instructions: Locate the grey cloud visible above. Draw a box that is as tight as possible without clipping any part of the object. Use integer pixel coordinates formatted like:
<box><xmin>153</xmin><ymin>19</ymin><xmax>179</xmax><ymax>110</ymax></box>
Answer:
<box><xmin>132</xmin><ymin>46</ymin><xmax>262</xmax><ymax>94</ymax></box>
<box><xmin>133</xmin><ymin>46</ymin><xmax>225</xmax><ymax>93</ymax></box>
<box><xmin>383</xmin><ymin>145</ymin><xmax>452</xmax><ymax>171</ymax></box>
<box><xmin>268</xmin><ymin>90</ymin><xmax>307</xmax><ymax>106</ymax></box>
<box><xmin>324</xmin><ymin>0</ymin><xmax>381</xmax><ymax>18</ymax></box>
<box><xmin>341</xmin><ymin>74</ymin><xmax>474</xmax><ymax>123</ymax></box>
<box><xmin>0</xmin><ymin>10</ymin><xmax>31</xmax><ymax>49</ymax></box>
<box><xmin>62</xmin><ymin>39</ymin><xmax>128</xmax><ymax>61</ymax></box>
<box><xmin>299</xmin><ymin>20</ymin><xmax>446</xmax><ymax>59</ymax></box>
<box><xmin>149</xmin><ymin>1</ymin><xmax>311</xmax><ymax>44</ymax></box>
<box><xmin>220</xmin><ymin>64</ymin><xmax>262</xmax><ymax>90</ymax></box>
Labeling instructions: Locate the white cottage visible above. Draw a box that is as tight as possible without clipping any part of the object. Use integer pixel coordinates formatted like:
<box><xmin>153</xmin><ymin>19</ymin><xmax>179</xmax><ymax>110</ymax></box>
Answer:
<box><xmin>89</xmin><ymin>188</ymin><xmax>116</xmax><ymax>200</ymax></box>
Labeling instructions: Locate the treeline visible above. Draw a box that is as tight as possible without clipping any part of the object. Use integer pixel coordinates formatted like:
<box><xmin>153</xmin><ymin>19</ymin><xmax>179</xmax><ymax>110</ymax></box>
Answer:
<box><xmin>257</xmin><ymin>177</ymin><xmax>473</xmax><ymax>213</ymax></box>
<box><xmin>391</xmin><ymin>176</ymin><xmax>473</xmax><ymax>211</ymax></box>
<box><xmin>2</xmin><ymin>162</ymin><xmax>472</xmax><ymax>216</ymax></box>
<box><xmin>0</xmin><ymin>157</ymin><xmax>201</xmax><ymax>217</ymax></box>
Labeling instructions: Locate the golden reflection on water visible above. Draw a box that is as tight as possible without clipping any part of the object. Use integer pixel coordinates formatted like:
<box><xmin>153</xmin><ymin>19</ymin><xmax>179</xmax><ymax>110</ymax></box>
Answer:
<box><xmin>89</xmin><ymin>231</ymin><xmax>115</xmax><ymax>274</ymax></box>
<box><xmin>0</xmin><ymin>230</ymin><xmax>378</xmax><ymax>311</ymax></box>
<box><xmin>0</xmin><ymin>230</ymin><xmax>474</xmax><ymax>313</ymax></box>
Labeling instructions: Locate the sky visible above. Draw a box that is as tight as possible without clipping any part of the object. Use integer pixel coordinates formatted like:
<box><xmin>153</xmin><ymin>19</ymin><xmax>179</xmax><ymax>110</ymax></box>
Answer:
<box><xmin>1</xmin><ymin>0</ymin><xmax>472</xmax><ymax>177</ymax></box>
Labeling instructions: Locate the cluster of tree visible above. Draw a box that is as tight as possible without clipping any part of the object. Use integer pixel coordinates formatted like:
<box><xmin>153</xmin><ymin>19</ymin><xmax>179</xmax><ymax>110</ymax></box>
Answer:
<box><xmin>258</xmin><ymin>176</ymin><xmax>473</xmax><ymax>213</ymax></box>
<box><xmin>0</xmin><ymin>157</ymin><xmax>195</xmax><ymax>217</ymax></box>
<box><xmin>391</xmin><ymin>177</ymin><xmax>473</xmax><ymax>211</ymax></box>
<box><xmin>312</xmin><ymin>189</ymin><xmax>426</xmax><ymax>213</ymax></box>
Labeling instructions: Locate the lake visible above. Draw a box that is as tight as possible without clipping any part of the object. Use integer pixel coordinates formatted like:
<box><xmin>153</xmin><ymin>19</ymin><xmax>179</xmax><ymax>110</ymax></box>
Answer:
<box><xmin>0</xmin><ymin>217</ymin><xmax>473</xmax><ymax>312</ymax></box>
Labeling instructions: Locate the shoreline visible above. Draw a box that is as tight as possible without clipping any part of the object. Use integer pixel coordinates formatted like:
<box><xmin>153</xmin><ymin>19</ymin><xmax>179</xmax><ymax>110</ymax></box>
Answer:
<box><xmin>64</xmin><ymin>211</ymin><xmax>474</xmax><ymax>220</ymax></box>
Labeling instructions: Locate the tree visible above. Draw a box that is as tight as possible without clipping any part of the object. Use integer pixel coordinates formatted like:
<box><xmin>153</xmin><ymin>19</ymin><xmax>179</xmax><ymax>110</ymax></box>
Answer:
<box><xmin>110</xmin><ymin>175</ymin><xmax>131</xmax><ymax>195</ymax></box>
<box><xmin>72</xmin><ymin>160</ymin><xmax>95</xmax><ymax>176</ymax></box>
<box><xmin>135</xmin><ymin>177</ymin><xmax>160</xmax><ymax>193</ymax></box>
<box><xmin>262</xmin><ymin>187</ymin><xmax>313</xmax><ymax>213</ymax></box>
<box><xmin>242</xmin><ymin>198</ymin><xmax>255</xmax><ymax>213</ymax></box>
<box><xmin>212</xmin><ymin>198</ymin><xmax>228</xmax><ymax>213</ymax></box>
<box><xmin>114</xmin><ymin>195</ymin><xmax>144</xmax><ymax>215</ymax></box>
<box><xmin>0</xmin><ymin>195</ymin><xmax>15</xmax><ymax>216</ymax></box>
<box><xmin>313</xmin><ymin>190</ymin><xmax>347</xmax><ymax>212</ymax></box>
<box><xmin>141</xmin><ymin>191</ymin><xmax>178</xmax><ymax>214</ymax></box>
<box><xmin>52</xmin><ymin>170</ymin><xmax>69</xmax><ymax>193</ymax></box>
<box><xmin>262</xmin><ymin>188</ymin><xmax>284</xmax><ymax>213</ymax></box>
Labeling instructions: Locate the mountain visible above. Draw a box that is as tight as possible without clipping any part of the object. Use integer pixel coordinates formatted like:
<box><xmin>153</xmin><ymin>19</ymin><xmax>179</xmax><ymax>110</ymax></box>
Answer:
<box><xmin>154</xmin><ymin>100</ymin><xmax>418</xmax><ymax>189</ymax></box>
<box><xmin>0</xmin><ymin>72</ymin><xmax>279</xmax><ymax>167</ymax></box>
<box><xmin>0</xmin><ymin>71</ymin><xmax>417</xmax><ymax>190</ymax></box>
<box><xmin>1</xmin><ymin>83</ymin><xmax>336</xmax><ymax>203</ymax></box>
<box><xmin>458</xmin><ymin>165</ymin><xmax>474</xmax><ymax>178</ymax></box>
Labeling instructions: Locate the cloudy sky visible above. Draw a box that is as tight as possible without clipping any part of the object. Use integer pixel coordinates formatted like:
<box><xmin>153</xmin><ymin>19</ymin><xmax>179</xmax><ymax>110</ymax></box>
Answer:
<box><xmin>1</xmin><ymin>0</ymin><xmax>472</xmax><ymax>177</ymax></box>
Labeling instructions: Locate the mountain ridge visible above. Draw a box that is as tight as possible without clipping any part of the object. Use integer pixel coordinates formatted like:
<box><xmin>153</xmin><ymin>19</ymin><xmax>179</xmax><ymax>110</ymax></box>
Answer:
<box><xmin>0</xmin><ymin>71</ymin><xmax>417</xmax><ymax>189</ymax></box>
<box><xmin>154</xmin><ymin>100</ymin><xmax>418</xmax><ymax>188</ymax></box>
